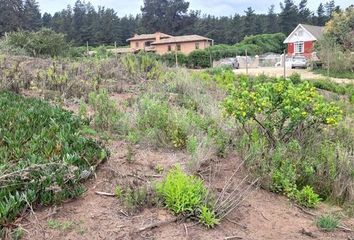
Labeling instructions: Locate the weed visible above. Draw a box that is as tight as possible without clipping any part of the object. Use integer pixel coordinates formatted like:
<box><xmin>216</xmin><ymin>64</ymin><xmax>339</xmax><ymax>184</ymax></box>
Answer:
<box><xmin>154</xmin><ymin>164</ymin><xmax>164</xmax><ymax>174</ymax></box>
<box><xmin>295</xmin><ymin>186</ymin><xmax>321</xmax><ymax>208</ymax></box>
<box><xmin>47</xmin><ymin>219</ymin><xmax>74</xmax><ymax>231</ymax></box>
<box><xmin>156</xmin><ymin>166</ymin><xmax>208</xmax><ymax>214</ymax></box>
<box><xmin>114</xmin><ymin>186</ymin><xmax>122</xmax><ymax>198</ymax></box>
<box><xmin>199</xmin><ymin>206</ymin><xmax>220</xmax><ymax>228</ymax></box>
<box><xmin>88</xmin><ymin>89</ymin><xmax>119</xmax><ymax>130</ymax></box>
<box><xmin>126</xmin><ymin>144</ymin><xmax>135</xmax><ymax>164</ymax></box>
<box><xmin>121</xmin><ymin>186</ymin><xmax>157</xmax><ymax>214</ymax></box>
<box><xmin>316</xmin><ymin>214</ymin><xmax>339</xmax><ymax>231</ymax></box>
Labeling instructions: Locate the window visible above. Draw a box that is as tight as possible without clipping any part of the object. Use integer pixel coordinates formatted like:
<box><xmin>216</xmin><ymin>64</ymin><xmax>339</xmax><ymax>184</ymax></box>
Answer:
<box><xmin>294</xmin><ymin>42</ymin><xmax>304</xmax><ymax>53</ymax></box>
<box><xmin>145</xmin><ymin>41</ymin><xmax>153</xmax><ymax>47</ymax></box>
<box><xmin>176</xmin><ymin>44</ymin><xmax>181</xmax><ymax>51</ymax></box>
<box><xmin>168</xmin><ymin>45</ymin><xmax>172</xmax><ymax>52</ymax></box>
<box><xmin>195</xmin><ymin>42</ymin><xmax>200</xmax><ymax>49</ymax></box>
<box><xmin>135</xmin><ymin>42</ymin><xmax>139</xmax><ymax>48</ymax></box>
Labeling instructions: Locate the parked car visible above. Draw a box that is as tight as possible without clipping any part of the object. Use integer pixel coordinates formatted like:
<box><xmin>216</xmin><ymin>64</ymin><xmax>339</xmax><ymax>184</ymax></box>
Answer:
<box><xmin>291</xmin><ymin>56</ymin><xmax>307</xmax><ymax>69</ymax></box>
<box><xmin>219</xmin><ymin>58</ymin><xmax>240</xmax><ymax>69</ymax></box>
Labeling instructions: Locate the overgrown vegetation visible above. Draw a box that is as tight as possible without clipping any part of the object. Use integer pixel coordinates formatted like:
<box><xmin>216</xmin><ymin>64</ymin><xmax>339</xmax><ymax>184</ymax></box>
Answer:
<box><xmin>316</xmin><ymin>214</ymin><xmax>340</xmax><ymax>231</ymax></box>
<box><xmin>0</xmin><ymin>91</ymin><xmax>107</xmax><ymax>229</ymax></box>
<box><xmin>316</xmin><ymin>7</ymin><xmax>354</xmax><ymax>75</ymax></box>
<box><xmin>1</xmin><ymin>47</ymin><xmax>353</xmax><ymax>235</ymax></box>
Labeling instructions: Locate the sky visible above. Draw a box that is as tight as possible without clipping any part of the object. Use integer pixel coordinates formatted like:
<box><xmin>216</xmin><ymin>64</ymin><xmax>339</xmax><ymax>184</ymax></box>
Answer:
<box><xmin>37</xmin><ymin>0</ymin><xmax>353</xmax><ymax>16</ymax></box>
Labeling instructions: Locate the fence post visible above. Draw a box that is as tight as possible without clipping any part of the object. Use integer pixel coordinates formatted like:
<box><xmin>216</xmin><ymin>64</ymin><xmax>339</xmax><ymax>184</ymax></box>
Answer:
<box><xmin>175</xmin><ymin>45</ymin><xmax>178</xmax><ymax>68</ymax></box>
<box><xmin>86</xmin><ymin>41</ymin><xmax>89</xmax><ymax>56</ymax></box>
<box><xmin>245</xmin><ymin>49</ymin><xmax>248</xmax><ymax>75</ymax></box>
<box><xmin>283</xmin><ymin>50</ymin><xmax>286</xmax><ymax>78</ymax></box>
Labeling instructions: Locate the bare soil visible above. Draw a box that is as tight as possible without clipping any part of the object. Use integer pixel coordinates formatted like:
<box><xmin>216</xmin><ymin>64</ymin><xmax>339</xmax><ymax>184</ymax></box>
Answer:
<box><xmin>234</xmin><ymin>67</ymin><xmax>353</xmax><ymax>84</ymax></box>
<box><xmin>18</xmin><ymin>87</ymin><xmax>354</xmax><ymax>240</ymax></box>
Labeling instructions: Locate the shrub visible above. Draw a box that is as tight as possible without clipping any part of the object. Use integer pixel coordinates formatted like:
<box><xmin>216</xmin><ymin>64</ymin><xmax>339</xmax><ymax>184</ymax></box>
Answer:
<box><xmin>88</xmin><ymin>89</ymin><xmax>120</xmax><ymax>130</ymax></box>
<box><xmin>295</xmin><ymin>186</ymin><xmax>321</xmax><ymax>208</ymax></box>
<box><xmin>0</xmin><ymin>91</ymin><xmax>107</xmax><ymax>226</ymax></box>
<box><xmin>5</xmin><ymin>28</ymin><xmax>69</xmax><ymax>57</ymax></box>
<box><xmin>188</xmin><ymin>50</ymin><xmax>211</xmax><ymax>68</ymax></box>
<box><xmin>223</xmin><ymin>77</ymin><xmax>342</xmax><ymax>146</ymax></box>
<box><xmin>120</xmin><ymin>186</ymin><xmax>157</xmax><ymax>214</ymax></box>
<box><xmin>316</xmin><ymin>214</ymin><xmax>340</xmax><ymax>231</ymax></box>
<box><xmin>156</xmin><ymin>166</ymin><xmax>219</xmax><ymax>227</ymax></box>
<box><xmin>156</xmin><ymin>166</ymin><xmax>208</xmax><ymax>214</ymax></box>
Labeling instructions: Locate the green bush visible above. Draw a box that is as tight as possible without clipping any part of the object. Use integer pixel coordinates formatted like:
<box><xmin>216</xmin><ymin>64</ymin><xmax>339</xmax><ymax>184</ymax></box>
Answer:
<box><xmin>5</xmin><ymin>28</ymin><xmax>69</xmax><ymax>57</ymax></box>
<box><xmin>88</xmin><ymin>89</ymin><xmax>121</xmax><ymax>130</ymax></box>
<box><xmin>223</xmin><ymin>77</ymin><xmax>342</xmax><ymax>146</ymax></box>
<box><xmin>316</xmin><ymin>214</ymin><xmax>340</xmax><ymax>231</ymax></box>
<box><xmin>0</xmin><ymin>91</ymin><xmax>107</xmax><ymax>226</ymax></box>
<box><xmin>156</xmin><ymin>166</ymin><xmax>208</xmax><ymax>214</ymax></box>
<box><xmin>188</xmin><ymin>50</ymin><xmax>211</xmax><ymax>68</ymax></box>
<box><xmin>156</xmin><ymin>166</ymin><xmax>219</xmax><ymax>227</ymax></box>
<box><xmin>295</xmin><ymin>186</ymin><xmax>321</xmax><ymax>208</ymax></box>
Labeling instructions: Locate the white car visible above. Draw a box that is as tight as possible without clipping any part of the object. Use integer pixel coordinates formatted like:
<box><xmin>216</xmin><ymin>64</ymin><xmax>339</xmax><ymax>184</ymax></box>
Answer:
<box><xmin>291</xmin><ymin>56</ymin><xmax>307</xmax><ymax>69</ymax></box>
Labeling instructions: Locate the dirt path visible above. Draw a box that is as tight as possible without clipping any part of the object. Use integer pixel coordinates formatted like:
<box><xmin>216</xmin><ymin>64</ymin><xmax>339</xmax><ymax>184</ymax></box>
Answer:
<box><xmin>234</xmin><ymin>67</ymin><xmax>353</xmax><ymax>84</ymax></box>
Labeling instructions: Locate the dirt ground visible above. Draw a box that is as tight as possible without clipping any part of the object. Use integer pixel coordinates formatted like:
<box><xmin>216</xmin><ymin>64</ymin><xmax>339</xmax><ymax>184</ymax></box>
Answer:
<box><xmin>234</xmin><ymin>67</ymin><xmax>353</xmax><ymax>84</ymax></box>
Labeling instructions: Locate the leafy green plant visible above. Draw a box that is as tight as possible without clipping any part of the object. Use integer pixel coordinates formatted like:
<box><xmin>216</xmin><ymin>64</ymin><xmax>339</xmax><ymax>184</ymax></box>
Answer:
<box><xmin>114</xmin><ymin>186</ymin><xmax>122</xmax><ymax>198</ymax></box>
<box><xmin>199</xmin><ymin>206</ymin><xmax>220</xmax><ymax>228</ymax></box>
<box><xmin>295</xmin><ymin>186</ymin><xmax>321</xmax><ymax>208</ymax></box>
<box><xmin>316</xmin><ymin>214</ymin><xmax>340</xmax><ymax>231</ymax></box>
<box><xmin>156</xmin><ymin>166</ymin><xmax>208</xmax><ymax>214</ymax></box>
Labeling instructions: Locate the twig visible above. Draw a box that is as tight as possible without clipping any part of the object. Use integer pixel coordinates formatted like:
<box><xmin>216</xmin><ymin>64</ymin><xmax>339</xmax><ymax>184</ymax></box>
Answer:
<box><xmin>138</xmin><ymin>217</ymin><xmax>180</xmax><ymax>232</ymax></box>
<box><xmin>300</xmin><ymin>228</ymin><xmax>317</xmax><ymax>238</ymax></box>
<box><xmin>294</xmin><ymin>204</ymin><xmax>317</xmax><ymax>217</ymax></box>
<box><xmin>260</xmin><ymin>211</ymin><xmax>269</xmax><ymax>221</ymax></box>
<box><xmin>338</xmin><ymin>225</ymin><xmax>353</xmax><ymax>232</ymax></box>
<box><xmin>144</xmin><ymin>174</ymin><xmax>162</xmax><ymax>178</ymax></box>
<box><xmin>224</xmin><ymin>236</ymin><xmax>243</xmax><ymax>240</ymax></box>
<box><xmin>184</xmin><ymin>223</ymin><xmax>188</xmax><ymax>237</ymax></box>
<box><xmin>225</xmin><ymin>218</ymin><xmax>247</xmax><ymax>229</ymax></box>
<box><xmin>120</xmin><ymin>210</ymin><xmax>129</xmax><ymax>217</ymax></box>
<box><xmin>95</xmin><ymin>191</ymin><xmax>115</xmax><ymax>197</ymax></box>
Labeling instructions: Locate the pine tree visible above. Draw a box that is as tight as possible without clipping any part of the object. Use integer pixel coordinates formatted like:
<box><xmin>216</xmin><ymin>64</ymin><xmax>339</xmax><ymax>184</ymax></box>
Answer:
<box><xmin>298</xmin><ymin>0</ymin><xmax>312</xmax><ymax>24</ymax></box>
<box><xmin>279</xmin><ymin>0</ymin><xmax>299</xmax><ymax>34</ymax></box>
<box><xmin>325</xmin><ymin>0</ymin><xmax>336</xmax><ymax>17</ymax></box>
<box><xmin>42</xmin><ymin>13</ymin><xmax>52</xmax><ymax>28</ymax></box>
<box><xmin>23</xmin><ymin>0</ymin><xmax>41</xmax><ymax>31</ymax></box>
<box><xmin>266</xmin><ymin>5</ymin><xmax>279</xmax><ymax>33</ymax></box>
<box><xmin>317</xmin><ymin>3</ymin><xmax>326</xmax><ymax>25</ymax></box>
<box><xmin>0</xmin><ymin>0</ymin><xmax>23</xmax><ymax>35</ymax></box>
<box><xmin>243</xmin><ymin>7</ymin><xmax>257</xmax><ymax>36</ymax></box>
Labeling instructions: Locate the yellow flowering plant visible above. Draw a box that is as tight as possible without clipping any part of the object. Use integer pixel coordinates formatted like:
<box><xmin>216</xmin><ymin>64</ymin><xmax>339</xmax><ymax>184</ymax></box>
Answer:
<box><xmin>222</xmin><ymin>77</ymin><xmax>342</xmax><ymax>146</ymax></box>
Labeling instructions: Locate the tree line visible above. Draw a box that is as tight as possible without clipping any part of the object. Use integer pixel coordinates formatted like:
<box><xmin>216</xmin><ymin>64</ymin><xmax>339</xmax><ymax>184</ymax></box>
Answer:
<box><xmin>0</xmin><ymin>0</ymin><xmax>343</xmax><ymax>46</ymax></box>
